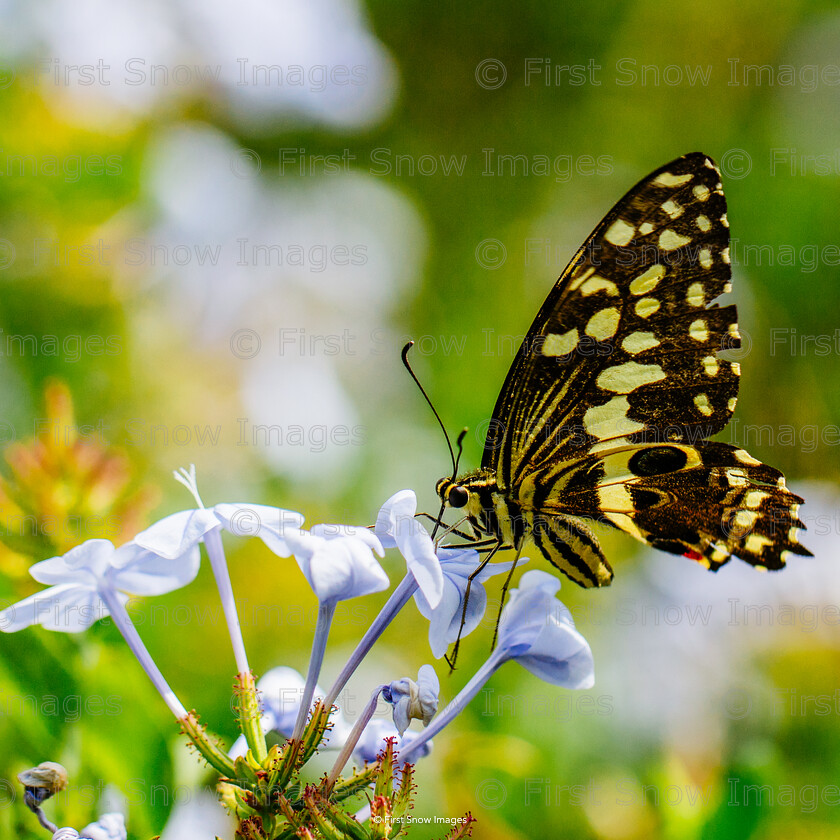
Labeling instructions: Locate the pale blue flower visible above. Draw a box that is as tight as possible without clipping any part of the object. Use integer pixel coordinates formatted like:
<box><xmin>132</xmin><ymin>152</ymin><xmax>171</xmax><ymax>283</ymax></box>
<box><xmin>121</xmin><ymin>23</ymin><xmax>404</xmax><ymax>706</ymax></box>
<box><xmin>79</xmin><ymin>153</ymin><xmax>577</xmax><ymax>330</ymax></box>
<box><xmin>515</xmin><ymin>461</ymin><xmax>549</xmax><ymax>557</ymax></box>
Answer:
<box><xmin>353</xmin><ymin>718</ymin><xmax>433</xmax><ymax>764</ymax></box>
<box><xmin>0</xmin><ymin>539</ymin><xmax>199</xmax><ymax>634</ymax></box>
<box><xmin>134</xmin><ymin>502</ymin><xmax>304</xmax><ymax>560</ymax></box>
<box><xmin>285</xmin><ymin>528</ymin><xmax>388</xmax><ymax>606</ymax></box>
<box><xmin>375</xmin><ymin>489</ymin><xmax>443</xmax><ymax>608</ymax></box>
<box><xmin>414</xmin><ymin>547</ymin><xmax>526</xmax><ymax>658</ymax></box>
<box><xmin>383</xmin><ymin>664</ymin><xmax>440</xmax><ymax>735</ymax></box>
<box><xmin>399</xmin><ymin>571</ymin><xmax>594</xmax><ymax>764</ymax></box>
<box><xmin>495</xmin><ymin>570</ymin><xmax>594</xmax><ymax>688</ymax></box>
<box><xmin>229</xmin><ymin>666</ymin><xmax>352</xmax><ymax>758</ymax></box>
<box><xmin>79</xmin><ymin>813</ymin><xmax>126</xmax><ymax>840</ymax></box>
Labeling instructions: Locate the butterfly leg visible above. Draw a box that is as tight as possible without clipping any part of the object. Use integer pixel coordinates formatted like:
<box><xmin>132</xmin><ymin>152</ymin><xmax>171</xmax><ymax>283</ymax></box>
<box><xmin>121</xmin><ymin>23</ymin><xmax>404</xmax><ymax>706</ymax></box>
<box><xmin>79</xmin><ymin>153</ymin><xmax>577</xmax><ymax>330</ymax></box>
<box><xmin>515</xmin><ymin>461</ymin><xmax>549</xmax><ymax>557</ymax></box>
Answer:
<box><xmin>447</xmin><ymin>540</ymin><xmax>503</xmax><ymax>670</ymax></box>
<box><xmin>490</xmin><ymin>542</ymin><xmax>525</xmax><ymax>651</ymax></box>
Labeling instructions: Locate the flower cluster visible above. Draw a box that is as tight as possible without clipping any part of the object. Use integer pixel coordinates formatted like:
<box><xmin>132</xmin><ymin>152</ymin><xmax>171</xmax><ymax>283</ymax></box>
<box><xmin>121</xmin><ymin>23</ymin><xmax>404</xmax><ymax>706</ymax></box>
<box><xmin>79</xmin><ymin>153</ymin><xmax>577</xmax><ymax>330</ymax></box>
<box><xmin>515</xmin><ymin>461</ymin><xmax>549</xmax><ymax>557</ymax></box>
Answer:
<box><xmin>1</xmin><ymin>469</ymin><xmax>594</xmax><ymax>839</ymax></box>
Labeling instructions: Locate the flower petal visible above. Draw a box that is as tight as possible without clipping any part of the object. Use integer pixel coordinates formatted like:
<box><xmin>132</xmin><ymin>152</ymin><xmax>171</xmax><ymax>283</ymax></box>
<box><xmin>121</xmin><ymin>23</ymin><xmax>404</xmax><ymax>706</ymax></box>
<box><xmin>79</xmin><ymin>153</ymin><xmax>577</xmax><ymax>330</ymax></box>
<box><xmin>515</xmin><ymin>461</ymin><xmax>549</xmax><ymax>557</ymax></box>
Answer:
<box><xmin>109</xmin><ymin>542</ymin><xmax>201</xmax><ymax>596</ymax></box>
<box><xmin>286</xmin><ymin>531</ymin><xmax>389</xmax><ymax>604</ymax></box>
<box><xmin>134</xmin><ymin>509</ymin><xmax>220</xmax><ymax>559</ymax></box>
<box><xmin>30</xmin><ymin>540</ymin><xmax>115</xmax><ymax>586</ymax></box>
<box><xmin>0</xmin><ymin>584</ymin><xmax>117</xmax><ymax>633</ymax></box>
<box><xmin>214</xmin><ymin>503</ymin><xmax>304</xmax><ymax>556</ymax></box>
<box><xmin>311</xmin><ymin>523</ymin><xmax>384</xmax><ymax>557</ymax></box>
<box><xmin>374</xmin><ymin>490</ymin><xmax>418</xmax><ymax>549</ymax></box>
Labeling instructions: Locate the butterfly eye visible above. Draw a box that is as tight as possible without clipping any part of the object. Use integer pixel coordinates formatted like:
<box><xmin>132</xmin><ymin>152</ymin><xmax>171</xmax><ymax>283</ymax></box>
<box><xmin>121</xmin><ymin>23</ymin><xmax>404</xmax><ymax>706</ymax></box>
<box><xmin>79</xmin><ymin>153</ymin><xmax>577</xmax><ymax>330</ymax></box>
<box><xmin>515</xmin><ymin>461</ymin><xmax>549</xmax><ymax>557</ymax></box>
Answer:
<box><xmin>447</xmin><ymin>485</ymin><xmax>470</xmax><ymax>508</ymax></box>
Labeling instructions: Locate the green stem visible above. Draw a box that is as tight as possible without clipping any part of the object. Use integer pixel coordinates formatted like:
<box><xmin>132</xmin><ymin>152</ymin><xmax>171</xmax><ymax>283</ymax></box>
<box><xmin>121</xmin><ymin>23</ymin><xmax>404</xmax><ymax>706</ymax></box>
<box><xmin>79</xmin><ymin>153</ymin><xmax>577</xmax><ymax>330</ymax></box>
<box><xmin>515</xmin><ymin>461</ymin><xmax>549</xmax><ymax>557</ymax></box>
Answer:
<box><xmin>181</xmin><ymin>712</ymin><xmax>239</xmax><ymax>778</ymax></box>
<box><xmin>236</xmin><ymin>670</ymin><xmax>267</xmax><ymax>763</ymax></box>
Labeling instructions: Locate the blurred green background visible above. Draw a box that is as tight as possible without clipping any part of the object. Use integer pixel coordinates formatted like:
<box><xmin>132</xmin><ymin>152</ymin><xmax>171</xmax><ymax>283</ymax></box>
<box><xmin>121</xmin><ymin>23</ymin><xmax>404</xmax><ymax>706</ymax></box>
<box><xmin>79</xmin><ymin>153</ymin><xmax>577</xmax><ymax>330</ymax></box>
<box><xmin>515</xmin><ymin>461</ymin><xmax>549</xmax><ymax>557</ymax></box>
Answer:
<box><xmin>0</xmin><ymin>0</ymin><xmax>840</xmax><ymax>837</ymax></box>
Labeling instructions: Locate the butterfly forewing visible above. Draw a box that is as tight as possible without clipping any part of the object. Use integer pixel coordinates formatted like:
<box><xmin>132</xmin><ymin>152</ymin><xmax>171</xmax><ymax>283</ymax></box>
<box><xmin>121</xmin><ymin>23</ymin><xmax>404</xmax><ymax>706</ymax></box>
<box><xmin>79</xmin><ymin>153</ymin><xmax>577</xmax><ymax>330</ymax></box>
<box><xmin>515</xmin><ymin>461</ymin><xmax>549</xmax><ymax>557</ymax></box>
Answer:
<box><xmin>472</xmin><ymin>152</ymin><xmax>811</xmax><ymax>584</ymax></box>
<box><xmin>484</xmin><ymin>153</ymin><xmax>736</xmax><ymax>486</ymax></box>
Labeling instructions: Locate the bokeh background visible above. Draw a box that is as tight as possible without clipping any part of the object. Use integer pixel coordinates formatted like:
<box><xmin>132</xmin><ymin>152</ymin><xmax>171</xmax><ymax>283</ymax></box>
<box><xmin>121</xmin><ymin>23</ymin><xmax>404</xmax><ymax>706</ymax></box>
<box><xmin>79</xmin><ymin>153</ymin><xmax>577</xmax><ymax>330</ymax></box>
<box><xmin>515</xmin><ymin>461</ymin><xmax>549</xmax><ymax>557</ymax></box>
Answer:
<box><xmin>0</xmin><ymin>1</ymin><xmax>839</xmax><ymax>837</ymax></box>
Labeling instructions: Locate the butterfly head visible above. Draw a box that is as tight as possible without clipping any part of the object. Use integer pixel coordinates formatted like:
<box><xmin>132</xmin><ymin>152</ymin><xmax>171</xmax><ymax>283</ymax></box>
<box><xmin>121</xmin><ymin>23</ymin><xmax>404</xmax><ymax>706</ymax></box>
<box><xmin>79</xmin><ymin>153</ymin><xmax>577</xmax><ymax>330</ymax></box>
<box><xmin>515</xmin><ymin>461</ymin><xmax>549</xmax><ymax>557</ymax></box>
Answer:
<box><xmin>435</xmin><ymin>477</ymin><xmax>471</xmax><ymax>509</ymax></box>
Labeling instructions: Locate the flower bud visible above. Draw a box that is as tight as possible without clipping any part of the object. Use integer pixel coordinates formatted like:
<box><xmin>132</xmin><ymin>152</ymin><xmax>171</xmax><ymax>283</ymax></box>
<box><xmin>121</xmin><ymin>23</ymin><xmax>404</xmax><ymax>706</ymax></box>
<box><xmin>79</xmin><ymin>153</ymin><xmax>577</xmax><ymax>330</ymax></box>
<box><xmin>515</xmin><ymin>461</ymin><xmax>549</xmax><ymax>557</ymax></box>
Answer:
<box><xmin>17</xmin><ymin>762</ymin><xmax>68</xmax><ymax>805</ymax></box>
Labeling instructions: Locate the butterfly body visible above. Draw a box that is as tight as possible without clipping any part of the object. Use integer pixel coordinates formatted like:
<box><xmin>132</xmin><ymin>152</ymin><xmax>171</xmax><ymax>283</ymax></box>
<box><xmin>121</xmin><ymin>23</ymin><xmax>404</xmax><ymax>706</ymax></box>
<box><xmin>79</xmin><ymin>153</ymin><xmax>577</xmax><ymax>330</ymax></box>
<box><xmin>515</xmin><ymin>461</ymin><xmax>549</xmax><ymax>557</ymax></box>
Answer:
<box><xmin>437</xmin><ymin>152</ymin><xmax>811</xmax><ymax>588</ymax></box>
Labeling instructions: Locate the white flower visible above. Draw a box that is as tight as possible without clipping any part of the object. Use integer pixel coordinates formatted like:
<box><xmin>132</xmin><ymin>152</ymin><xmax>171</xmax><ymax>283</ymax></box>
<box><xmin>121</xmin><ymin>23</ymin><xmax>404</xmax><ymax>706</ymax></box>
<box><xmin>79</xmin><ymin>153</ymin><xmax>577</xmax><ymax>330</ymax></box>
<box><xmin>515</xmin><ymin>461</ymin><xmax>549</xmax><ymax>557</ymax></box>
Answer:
<box><xmin>353</xmin><ymin>718</ymin><xmax>433</xmax><ymax>764</ymax></box>
<box><xmin>134</xmin><ymin>503</ymin><xmax>304</xmax><ymax>560</ymax></box>
<box><xmin>496</xmin><ymin>570</ymin><xmax>594</xmax><ymax>689</ymax></box>
<box><xmin>0</xmin><ymin>539</ymin><xmax>199</xmax><ymax>633</ymax></box>
<box><xmin>229</xmin><ymin>666</ymin><xmax>352</xmax><ymax>758</ymax></box>
<box><xmin>79</xmin><ymin>813</ymin><xmax>126</xmax><ymax>840</ymax></box>
<box><xmin>384</xmin><ymin>664</ymin><xmax>440</xmax><ymax>735</ymax></box>
<box><xmin>285</xmin><ymin>528</ymin><xmax>388</xmax><ymax>605</ymax></box>
<box><xmin>375</xmin><ymin>490</ymin><xmax>444</xmax><ymax>608</ymax></box>
<box><xmin>414</xmin><ymin>547</ymin><xmax>526</xmax><ymax>658</ymax></box>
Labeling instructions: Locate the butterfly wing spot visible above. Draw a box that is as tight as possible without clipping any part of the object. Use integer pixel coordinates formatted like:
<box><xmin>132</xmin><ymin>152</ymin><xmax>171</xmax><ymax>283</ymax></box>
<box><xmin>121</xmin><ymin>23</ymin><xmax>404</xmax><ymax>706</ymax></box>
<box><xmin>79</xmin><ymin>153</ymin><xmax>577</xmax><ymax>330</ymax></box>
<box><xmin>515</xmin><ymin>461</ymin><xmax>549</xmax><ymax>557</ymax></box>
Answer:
<box><xmin>689</xmin><ymin>319</ymin><xmax>709</xmax><ymax>341</ymax></box>
<box><xmin>597</xmin><ymin>361</ymin><xmax>666</xmax><ymax>394</ymax></box>
<box><xmin>702</xmin><ymin>355</ymin><xmax>719</xmax><ymax>376</ymax></box>
<box><xmin>659</xmin><ymin>229</ymin><xmax>692</xmax><ymax>251</ymax></box>
<box><xmin>694</xmin><ymin>393</ymin><xmax>713</xmax><ymax>416</ymax></box>
<box><xmin>734</xmin><ymin>449</ymin><xmax>762</xmax><ymax>466</ymax></box>
<box><xmin>720</xmin><ymin>214</ymin><xmax>730</xmax><ymax>228</ymax></box>
<box><xmin>580</xmin><ymin>275</ymin><xmax>620</xmax><ymax>296</ymax></box>
<box><xmin>731</xmin><ymin>362</ymin><xmax>741</xmax><ymax>376</ymax></box>
<box><xmin>699</xmin><ymin>248</ymin><xmax>713</xmax><ymax>269</ymax></box>
<box><xmin>583</xmin><ymin>396</ymin><xmax>645</xmax><ymax>440</ymax></box>
<box><xmin>604</xmin><ymin>219</ymin><xmax>636</xmax><ymax>247</ymax></box>
<box><xmin>627</xmin><ymin>446</ymin><xmax>689</xmax><ymax>476</ymax></box>
<box><xmin>661</xmin><ymin>199</ymin><xmax>684</xmax><ymax>219</ymax></box>
<box><xmin>693</xmin><ymin>183</ymin><xmax>711</xmax><ymax>201</ymax></box>
<box><xmin>622</xmin><ymin>331</ymin><xmax>660</xmax><ymax>355</ymax></box>
<box><xmin>745</xmin><ymin>490</ymin><xmax>770</xmax><ymax>509</ymax></box>
<box><xmin>639</xmin><ymin>222</ymin><xmax>655</xmax><ymax>236</ymax></box>
<box><xmin>654</xmin><ymin>171</ymin><xmax>694</xmax><ymax>187</ymax></box>
<box><xmin>635</xmin><ymin>297</ymin><xmax>660</xmax><ymax>318</ymax></box>
<box><xmin>696</xmin><ymin>215</ymin><xmax>711</xmax><ymax>232</ymax></box>
<box><xmin>542</xmin><ymin>328</ymin><xmax>579</xmax><ymax>357</ymax></box>
<box><xmin>686</xmin><ymin>282</ymin><xmax>705</xmax><ymax>306</ymax></box>
<box><xmin>728</xmin><ymin>396</ymin><xmax>738</xmax><ymax>411</ymax></box>
<box><xmin>722</xmin><ymin>247</ymin><xmax>731</xmax><ymax>264</ymax></box>
<box><xmin>585</xmin><ymin>307</ymin><xmax>621</xmax><ymax>340</ymax></box>
<box><xmin>629</xmin><ymin>264</ymin><xmax>665</xmax><ymax>295</ymax></box>
<box><xmin>728</xmin><ymin>322</ymin><xmax>740</xmax><ymax>340</ymax></box>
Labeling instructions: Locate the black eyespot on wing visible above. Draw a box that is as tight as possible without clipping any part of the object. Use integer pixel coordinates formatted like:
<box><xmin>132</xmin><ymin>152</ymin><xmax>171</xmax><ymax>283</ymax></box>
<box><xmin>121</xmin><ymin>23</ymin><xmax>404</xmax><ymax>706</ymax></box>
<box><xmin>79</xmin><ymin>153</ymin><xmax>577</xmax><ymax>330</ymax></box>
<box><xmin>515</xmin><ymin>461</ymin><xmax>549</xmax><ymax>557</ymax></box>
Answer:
<box><xmin>628</xmin><ymin>446</ymin><xmax>689</xmax><ymax>477</ymax></box>
<box><xmin>448</xmin><ymin>486</ymin><xmax>470</xmax><ymax>508</ymax></box>
<box><xmin>630</xmin><ymin>487</ymin><xmax>662</xmax><ymax>511</ymax></box>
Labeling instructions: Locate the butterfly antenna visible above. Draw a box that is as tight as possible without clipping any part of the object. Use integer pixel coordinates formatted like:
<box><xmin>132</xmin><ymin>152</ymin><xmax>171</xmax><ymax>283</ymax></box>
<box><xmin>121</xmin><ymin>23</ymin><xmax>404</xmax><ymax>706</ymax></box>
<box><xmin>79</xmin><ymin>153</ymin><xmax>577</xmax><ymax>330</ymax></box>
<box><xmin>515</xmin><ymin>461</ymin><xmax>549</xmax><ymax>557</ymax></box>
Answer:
<box><xmin>401</xmin><ymin>341</ymin><xmax>457</xmax><ymax>476</ymax></box>
<box><xmin>452</xmin><ymin>428</ymin><xmax>467</xmax><ymax>480</ymax></box>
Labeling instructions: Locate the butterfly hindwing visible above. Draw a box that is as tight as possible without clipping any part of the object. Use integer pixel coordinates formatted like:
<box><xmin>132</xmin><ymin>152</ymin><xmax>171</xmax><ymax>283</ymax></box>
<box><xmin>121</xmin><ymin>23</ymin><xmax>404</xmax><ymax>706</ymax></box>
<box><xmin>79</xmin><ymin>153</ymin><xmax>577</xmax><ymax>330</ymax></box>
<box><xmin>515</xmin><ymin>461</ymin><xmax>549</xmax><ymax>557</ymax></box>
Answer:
<box><xmin>523</xmin><ymin>440</ymin><xmax>811</xmax><ymax>575</ymax></box>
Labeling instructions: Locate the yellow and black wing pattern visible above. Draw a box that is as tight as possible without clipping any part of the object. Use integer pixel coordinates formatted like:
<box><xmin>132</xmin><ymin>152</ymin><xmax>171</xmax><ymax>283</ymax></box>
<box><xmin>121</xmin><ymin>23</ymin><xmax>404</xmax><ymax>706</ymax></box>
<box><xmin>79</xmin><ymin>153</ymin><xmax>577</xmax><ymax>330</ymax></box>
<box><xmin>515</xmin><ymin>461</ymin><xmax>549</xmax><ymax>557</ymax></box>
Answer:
<box><xmin>481</xmin><ymin>152</ymin><xmax>810</xmax><ymax>584</ymax></box>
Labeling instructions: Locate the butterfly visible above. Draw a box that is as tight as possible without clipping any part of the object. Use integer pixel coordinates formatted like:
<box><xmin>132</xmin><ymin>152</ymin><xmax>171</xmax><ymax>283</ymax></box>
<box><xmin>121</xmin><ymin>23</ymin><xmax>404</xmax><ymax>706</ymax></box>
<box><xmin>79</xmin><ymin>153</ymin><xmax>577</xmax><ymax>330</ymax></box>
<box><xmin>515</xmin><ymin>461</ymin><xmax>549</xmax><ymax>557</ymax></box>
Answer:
<box><xmin>435</xmin><ymin>152</ymin><xmax>811</xmax><ymax>589</ymax></box>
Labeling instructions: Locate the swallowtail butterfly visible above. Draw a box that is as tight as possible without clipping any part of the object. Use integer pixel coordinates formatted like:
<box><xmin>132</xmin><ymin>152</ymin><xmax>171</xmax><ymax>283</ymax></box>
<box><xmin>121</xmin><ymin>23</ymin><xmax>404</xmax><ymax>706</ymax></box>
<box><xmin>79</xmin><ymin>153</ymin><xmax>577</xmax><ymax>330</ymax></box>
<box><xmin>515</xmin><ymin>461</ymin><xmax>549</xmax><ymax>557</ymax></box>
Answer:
<box><xmin>436</xmin><ymin>152</ymin><xmax>811</xmax><ymax>588</ymax></box>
